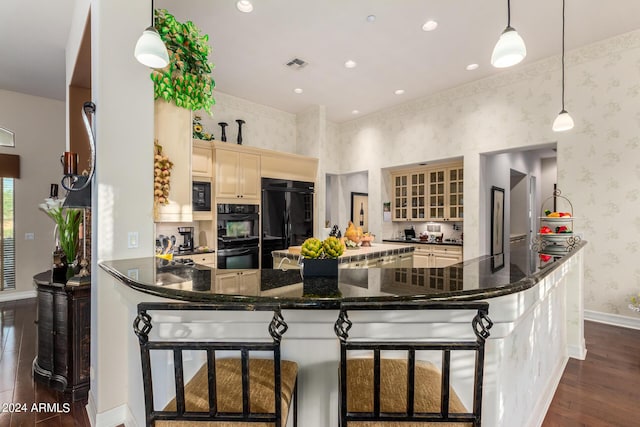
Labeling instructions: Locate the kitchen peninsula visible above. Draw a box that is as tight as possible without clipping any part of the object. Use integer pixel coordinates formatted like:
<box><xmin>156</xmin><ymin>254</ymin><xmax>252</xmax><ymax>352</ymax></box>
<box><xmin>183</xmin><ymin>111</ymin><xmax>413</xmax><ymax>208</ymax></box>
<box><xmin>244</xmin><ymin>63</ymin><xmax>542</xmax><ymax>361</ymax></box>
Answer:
<box><xmin>100</xmin><ymin>241</ymin><xmax>586</xmax><ymax>427</ymax></box>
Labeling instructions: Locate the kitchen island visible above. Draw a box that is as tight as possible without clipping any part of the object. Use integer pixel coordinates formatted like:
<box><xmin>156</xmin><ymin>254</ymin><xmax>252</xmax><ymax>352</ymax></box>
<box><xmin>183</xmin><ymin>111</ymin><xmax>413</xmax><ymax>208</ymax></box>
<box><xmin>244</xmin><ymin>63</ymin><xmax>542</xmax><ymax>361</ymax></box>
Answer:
<box><xmin>100</xmin><ymin>240</ymin><xmax>586</xmax><ymax>427</ymax></box>
<box><xmin>271</xmin><ymin>242</ymin><xmax>415</xmax><ymax>269</ymax></box>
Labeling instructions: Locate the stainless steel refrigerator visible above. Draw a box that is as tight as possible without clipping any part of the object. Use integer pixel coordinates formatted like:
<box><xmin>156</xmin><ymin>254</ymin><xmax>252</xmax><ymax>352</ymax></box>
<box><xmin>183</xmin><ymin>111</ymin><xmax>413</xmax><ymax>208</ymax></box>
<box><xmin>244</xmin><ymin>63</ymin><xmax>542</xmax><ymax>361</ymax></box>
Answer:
<box><xmin>261</xmin><ymin>178</ymin><xmax>314</xmax><ymax>268</ymax></box>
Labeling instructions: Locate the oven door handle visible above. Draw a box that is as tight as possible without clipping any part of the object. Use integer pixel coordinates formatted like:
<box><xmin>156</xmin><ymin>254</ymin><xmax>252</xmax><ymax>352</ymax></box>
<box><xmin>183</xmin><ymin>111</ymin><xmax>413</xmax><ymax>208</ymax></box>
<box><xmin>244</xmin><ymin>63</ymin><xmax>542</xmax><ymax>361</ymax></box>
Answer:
<box><xmin>219</xmin><ymin>248</ymin><xmax>255</xmax><ymax>257</ymax></box>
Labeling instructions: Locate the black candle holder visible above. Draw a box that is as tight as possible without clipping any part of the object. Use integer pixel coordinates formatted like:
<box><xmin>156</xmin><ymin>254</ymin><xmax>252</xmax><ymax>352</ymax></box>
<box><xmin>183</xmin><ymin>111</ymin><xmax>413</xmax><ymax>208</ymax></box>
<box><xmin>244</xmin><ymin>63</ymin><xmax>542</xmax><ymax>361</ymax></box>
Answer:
<box><xmin>236</xmin><ymin>119</ymin><xmax>245</xmax><ymax>145</ymax></box>
<box><xmin>217</xmin><ymin>122</ymin><xmax>228</xmax><ymax>142</ymax></box>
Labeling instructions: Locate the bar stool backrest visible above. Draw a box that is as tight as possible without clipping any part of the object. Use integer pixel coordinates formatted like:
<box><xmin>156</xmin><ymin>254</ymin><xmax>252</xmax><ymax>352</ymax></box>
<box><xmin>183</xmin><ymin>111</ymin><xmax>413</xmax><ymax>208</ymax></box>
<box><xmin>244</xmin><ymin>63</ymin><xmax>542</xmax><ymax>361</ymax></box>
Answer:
<box><xmin>133</xmin><ymin>302</ymin><xmax>294</xmax><ymax>427</ymax></box>
<box><xmin>334</xmin><ymin>300</ymin><xmax>492</xmax><ymax>427</ymax></box>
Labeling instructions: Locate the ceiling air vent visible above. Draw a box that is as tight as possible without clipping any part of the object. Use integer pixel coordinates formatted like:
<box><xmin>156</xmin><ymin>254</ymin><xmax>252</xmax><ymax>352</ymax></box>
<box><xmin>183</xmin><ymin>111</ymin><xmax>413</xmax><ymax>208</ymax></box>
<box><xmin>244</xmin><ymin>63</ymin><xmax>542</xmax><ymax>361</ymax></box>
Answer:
<box><xmin>285</xmin><ymin>58</ymin><xmax>308</xmax><ymax>70</ymax></box>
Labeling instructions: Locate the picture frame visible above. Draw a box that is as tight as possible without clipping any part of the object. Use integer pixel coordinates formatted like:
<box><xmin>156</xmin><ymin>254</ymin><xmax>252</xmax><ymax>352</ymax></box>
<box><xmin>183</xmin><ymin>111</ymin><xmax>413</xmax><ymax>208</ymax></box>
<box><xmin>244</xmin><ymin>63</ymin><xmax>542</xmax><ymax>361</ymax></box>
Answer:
<box><xmin>490</xmin><ymin>186</ymin><xmax>505</xmax><ymax>257</ymax></box>
<box><xmin>350</xmin><ymin>192</ymin><xmax>368</xmax><ymax>232</ymax></box>
<box><xmin>491</xmin><ymin>252</ymin><xmax>505</xmax><ymax>272</ymax></box>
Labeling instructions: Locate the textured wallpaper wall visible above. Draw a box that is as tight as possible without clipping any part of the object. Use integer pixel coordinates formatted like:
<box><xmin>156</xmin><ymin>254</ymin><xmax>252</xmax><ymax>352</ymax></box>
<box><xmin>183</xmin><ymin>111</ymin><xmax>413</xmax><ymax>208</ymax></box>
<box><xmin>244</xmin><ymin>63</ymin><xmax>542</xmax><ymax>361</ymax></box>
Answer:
<box><xmin>198</xmin><ymin>30</ymin><xmax>640</xmax><ymax>319</ymax></box>
<box><xmin>200</xmin><ymin>91</ymin><xmax>297</xmax><ymax>153</ymax></box>
<box><xmin>335</xmin><ymin>30</ymin><xmax>640</xmax><ymax>318</ymax></box>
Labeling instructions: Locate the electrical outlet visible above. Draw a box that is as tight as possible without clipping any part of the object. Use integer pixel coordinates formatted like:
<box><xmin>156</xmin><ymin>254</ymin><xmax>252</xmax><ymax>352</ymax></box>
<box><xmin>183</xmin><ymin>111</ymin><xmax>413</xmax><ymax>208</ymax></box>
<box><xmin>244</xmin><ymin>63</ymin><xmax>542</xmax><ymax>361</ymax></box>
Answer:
<box><xmin>25</xmin><ymin>232</ymin><xmax>34</xmax><ymax>240</ymax></box>
<box><xmin>128</xmin><ymin>232</ymin><xmax>139</xmax><ymax>249</ymax></box>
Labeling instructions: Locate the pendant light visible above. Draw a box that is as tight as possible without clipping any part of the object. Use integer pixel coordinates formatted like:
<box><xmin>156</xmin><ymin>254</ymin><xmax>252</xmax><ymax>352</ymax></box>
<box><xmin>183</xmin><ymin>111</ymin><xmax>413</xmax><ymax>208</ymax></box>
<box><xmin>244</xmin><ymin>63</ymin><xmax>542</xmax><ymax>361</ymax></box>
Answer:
<box><xmin>491</xmin><ymin>0</ymin><xmax>527</xmax><ymax>68</ymax></box>
<box><xmin>552</xmin><ymin>0</ymin><xmax>574</xmax><ymax>132</ymax></box>
<box><xmin>134</xmin><ymin>0</ymin><xmax>169</xmax><ymax>69</ymax></box>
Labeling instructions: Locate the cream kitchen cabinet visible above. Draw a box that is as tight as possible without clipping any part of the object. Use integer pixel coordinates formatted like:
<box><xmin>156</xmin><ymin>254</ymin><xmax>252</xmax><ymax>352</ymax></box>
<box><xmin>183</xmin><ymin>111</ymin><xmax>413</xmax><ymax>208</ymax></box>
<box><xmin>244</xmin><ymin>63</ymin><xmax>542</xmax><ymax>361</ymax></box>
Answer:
<box><xmin>427</xmin><ymin>165</ymin><xmax>463</xmax><ymax>221</ymax></box>
<box><xmin>413</xmin><ymin>245</ymin><xmax>462</xmax><ymax>268</ymax></box>
<box><xmin>215</xmin><ymin>270</ymin><xmax>259</xmax><ymax>295</ymax></box>
<box><xmin>391</xmin><ymin>170</ymin><xmax>427</xmax><ymax>221</ymax></box>
<box><xmin>396</xmin><ymin>252</ymin><xmax>414</xmax><ymax>268</ymax></box>
<box><xmin>192</xmin><ymin>252</ymin><xmax>216</xmax><ymax>268</ymax></box>
<box><xmin>154</xmin><ymin>100</ymin><xmax>192</xmax><ymax>223</ymax></box>
<box><xmin>215</xmin><ymin>149</ymin><xmax>260</xmax><ymax>202</ymax></box>
<box><xmin>192</xmin><ymin>140</ymin><xmax>213</xmax><ymax>178</ymax></box>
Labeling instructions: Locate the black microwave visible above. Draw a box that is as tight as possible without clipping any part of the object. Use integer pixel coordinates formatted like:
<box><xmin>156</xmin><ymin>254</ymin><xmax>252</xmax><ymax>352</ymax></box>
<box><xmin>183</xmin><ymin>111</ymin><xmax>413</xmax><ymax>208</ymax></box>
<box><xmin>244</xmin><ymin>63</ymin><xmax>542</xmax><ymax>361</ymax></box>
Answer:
<box><xmin>192</xmin><ymin>181</ymin><xmax>211</xmax><ymax>211</ymax></box>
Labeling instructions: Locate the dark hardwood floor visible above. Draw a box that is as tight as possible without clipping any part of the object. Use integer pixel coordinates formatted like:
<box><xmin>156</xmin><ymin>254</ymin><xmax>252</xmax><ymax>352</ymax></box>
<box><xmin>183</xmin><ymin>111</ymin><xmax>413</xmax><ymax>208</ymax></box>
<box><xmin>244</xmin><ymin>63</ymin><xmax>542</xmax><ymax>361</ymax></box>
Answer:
<box><xmin>543</xmin><ymin>320</ymin><xmax>640</xmax><ymax>426</ymax></box>
<box><xmin>0</xmin><ymin>298</ymin><xmax>89</xmax><ymax>427</ymax></box>
<box><xmin>1</xmin><ymin>298</ymin><xmax>639</xmax><ymax>426</ymax></box>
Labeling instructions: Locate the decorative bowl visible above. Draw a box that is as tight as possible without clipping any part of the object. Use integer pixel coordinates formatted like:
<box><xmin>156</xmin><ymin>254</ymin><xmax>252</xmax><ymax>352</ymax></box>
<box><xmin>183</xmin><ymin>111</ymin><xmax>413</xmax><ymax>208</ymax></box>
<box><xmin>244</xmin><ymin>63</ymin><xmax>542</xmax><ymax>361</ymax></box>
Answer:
<box><xmin>360</xmin><ymin>235</ymin><xmax>375</xmax><ymax>247</ymax></box>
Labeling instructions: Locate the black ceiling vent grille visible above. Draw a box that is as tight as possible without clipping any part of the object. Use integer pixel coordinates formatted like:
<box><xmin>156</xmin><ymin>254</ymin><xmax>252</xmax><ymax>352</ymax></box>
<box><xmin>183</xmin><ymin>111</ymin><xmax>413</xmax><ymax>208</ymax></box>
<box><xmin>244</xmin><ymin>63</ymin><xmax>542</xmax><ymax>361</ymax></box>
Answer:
<box><xmin>285</xmin><ymin>58</ymin><xmax>308</xmax><ymax>70</ymax></box>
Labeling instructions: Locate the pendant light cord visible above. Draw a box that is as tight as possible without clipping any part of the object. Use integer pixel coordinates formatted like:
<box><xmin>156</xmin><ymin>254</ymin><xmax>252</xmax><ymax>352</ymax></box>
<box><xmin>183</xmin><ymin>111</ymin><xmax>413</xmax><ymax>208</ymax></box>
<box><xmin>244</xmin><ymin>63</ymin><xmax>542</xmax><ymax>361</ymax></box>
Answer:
<box><xmin>561</xmin><ymin>0</ymin><xmax>566</xmax><ymax>110</ymax></box>
<box><xmin>507</xmin><ymin>0</ymin><xmax>511</xmax><ymax>27</ymax></box>
<box><xmin>151</xmin><ymin>0</ymin><xmax>155</xmax><ymax>28</ymax></box>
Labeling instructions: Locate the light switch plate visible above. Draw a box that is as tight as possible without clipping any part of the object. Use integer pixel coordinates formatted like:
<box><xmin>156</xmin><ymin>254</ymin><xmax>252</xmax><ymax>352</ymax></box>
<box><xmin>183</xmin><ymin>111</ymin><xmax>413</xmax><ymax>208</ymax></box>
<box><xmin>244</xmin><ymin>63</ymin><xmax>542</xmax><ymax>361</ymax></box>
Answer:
<box><xmin>25</xmin><ymin>232</ymin><xmax>34</xmax><ymax>240</ymax></box>
<box><xmin>128</xmin><ymin>232</ymin><xmax>139</xmax><ymax>248</ymax></box>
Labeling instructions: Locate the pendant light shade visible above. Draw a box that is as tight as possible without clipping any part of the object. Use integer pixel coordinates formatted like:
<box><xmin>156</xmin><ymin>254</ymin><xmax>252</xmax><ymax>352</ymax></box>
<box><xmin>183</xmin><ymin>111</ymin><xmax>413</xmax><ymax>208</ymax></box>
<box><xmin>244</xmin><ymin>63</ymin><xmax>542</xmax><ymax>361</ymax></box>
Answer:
<box><xmin>553</xmin><ymin>0</ymin><xmax>574</xmax><ymax>132</ymax></box>
<box><xmin>552</xmin><ymin>110</ymin><xmax>574</xmax><ymax>132</ymax></box>
<box><xmin>491</xmin><ymin>27</ymin><xmax>527</xmax><ymax>68</ymax></box>
<box><xmin>135</xmin><ymin>26</ymin><xmax>169</xmax><ymax>68</ymax></box>
<box><xmin>491</xmin><ymin>0</ymin><xmax>527</xmax><ymax>68</ymax></box>
<box><xmin>134</xmin><ymin>0</ymin><xmax>169</xmax><ymax>69</ymax></box>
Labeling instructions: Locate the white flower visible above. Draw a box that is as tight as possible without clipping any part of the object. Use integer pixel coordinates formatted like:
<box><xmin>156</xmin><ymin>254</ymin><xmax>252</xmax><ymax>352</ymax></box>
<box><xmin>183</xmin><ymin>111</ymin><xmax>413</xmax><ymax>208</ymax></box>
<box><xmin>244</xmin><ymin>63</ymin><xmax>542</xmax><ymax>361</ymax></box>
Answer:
<box><xmin>41</xmin><ymin>198</ymin><xmax>66</xmax><ymax>212</ymax></box>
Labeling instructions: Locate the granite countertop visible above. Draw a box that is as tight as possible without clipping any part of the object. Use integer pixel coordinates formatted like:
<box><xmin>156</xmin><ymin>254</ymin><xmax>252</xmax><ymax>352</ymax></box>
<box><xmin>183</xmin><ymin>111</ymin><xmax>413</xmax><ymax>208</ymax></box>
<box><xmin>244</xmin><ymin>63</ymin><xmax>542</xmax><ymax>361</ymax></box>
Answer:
<box><xmin>272</xmin><ymin>242</ymin><xmax>414</xmax><ymax>264</ymax></box>
<box><xmin>383</xmin><ymin>238</ymin><xmax>463</xmax><ymax>247</ymax></box>
<box><xmin>99</xmin><ymin>240</ymin><xmax>586</xmax><ymax>309</ymax></box>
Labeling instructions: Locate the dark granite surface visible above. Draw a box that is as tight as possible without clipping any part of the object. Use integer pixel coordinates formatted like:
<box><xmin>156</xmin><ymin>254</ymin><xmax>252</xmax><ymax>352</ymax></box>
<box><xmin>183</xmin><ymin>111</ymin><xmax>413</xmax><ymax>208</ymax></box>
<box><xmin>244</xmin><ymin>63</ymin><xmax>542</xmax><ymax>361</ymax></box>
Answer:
<box><xmin>99</xmin><ymin>240</ymin><xmax>586</xmax><ymax>309</ymax></box>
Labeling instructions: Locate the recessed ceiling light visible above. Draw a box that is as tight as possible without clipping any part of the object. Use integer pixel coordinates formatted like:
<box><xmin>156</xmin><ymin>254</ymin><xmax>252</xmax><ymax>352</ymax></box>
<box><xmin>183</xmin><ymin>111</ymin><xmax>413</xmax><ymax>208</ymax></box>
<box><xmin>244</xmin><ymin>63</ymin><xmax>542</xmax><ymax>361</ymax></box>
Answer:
<box><xmin>293</xmin><ymin>88</ymin><xmax>303</xmax><ymax>94</ymax></box>
<box><xmin>466</xmin><ymin>63</ymin><xmax>479</xmax><ymax>71</ymax></box>
<box><xmin>352</xmin><ymin>110</ymin><xmax>360</xmax><ymax>115</ymax></box>
<box><xmin>344</xmin><ymin>60</ymin><xmax>357</xmax><ymax>69</ymax></box>
<box><xmin>394</xmin><ymin>89</ymin><xmax>405</xmax><ymax>95</ymax></box>
<box><xmin>422</xmin><ymin>20</ymin><xmax>438</xmax><ymax>31</ymax></box>
<box><xmin>236</xmin><ymin>0</ymin><xmax>253</xmax><ymax>13</ymax></box>
<box><xmin>366</xmin><ymin>15</ymin><xmax>376</xmax><ymax>23</ymax></box>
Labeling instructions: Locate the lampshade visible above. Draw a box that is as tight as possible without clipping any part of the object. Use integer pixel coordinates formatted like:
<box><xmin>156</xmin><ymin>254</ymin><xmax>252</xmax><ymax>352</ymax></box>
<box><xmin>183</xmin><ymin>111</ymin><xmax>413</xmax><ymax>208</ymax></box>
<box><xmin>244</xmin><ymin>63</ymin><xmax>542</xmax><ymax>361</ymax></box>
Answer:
<box><xmin>62</xmin><ymin>176</ymin><xmax>92</xmax><ymax>208</ymax></box>
<box><xmin>134</xmin><ymin>26</ymin><xmax>169</xmax><ymax>69</ymax></box>
<box><xmin>552</xmin><ymin>110</ymin><xmax>574</xmax><ymax>132</ymax></box>
<box><xmin>491</xmin><ymin>27</ymin><xmax>527</xmax><ymax>68</ymax></box>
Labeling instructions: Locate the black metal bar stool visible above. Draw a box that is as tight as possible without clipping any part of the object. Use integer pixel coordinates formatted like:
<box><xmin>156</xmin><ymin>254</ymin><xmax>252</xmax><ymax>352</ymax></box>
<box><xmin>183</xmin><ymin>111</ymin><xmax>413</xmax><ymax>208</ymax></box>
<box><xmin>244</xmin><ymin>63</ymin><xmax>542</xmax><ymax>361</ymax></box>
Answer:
<box><xmin>134</xmin><ymin>302</ymin><xmax>298</xmax><ymax>427</ymax></box>
<box><xmin>334</xmin><ymin>300</ymin><xmax>492</xmax><ymax>427</ymax></box>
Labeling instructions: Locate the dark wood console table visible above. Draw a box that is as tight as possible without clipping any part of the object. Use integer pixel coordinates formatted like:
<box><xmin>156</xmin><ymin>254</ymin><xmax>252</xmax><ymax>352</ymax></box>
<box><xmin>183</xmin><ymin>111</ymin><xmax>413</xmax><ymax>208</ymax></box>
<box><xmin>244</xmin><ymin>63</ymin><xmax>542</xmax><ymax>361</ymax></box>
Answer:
<box><xmin>32</xmin><ymin>271</ymin><xmax>91</xmax><ymax>402</ymax></box>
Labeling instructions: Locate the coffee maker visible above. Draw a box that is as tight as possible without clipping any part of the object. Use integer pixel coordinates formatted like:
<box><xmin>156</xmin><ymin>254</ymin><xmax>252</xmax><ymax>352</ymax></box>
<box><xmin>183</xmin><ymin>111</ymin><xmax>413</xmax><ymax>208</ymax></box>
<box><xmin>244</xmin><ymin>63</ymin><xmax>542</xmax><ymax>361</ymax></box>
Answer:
<box><xmin>178</xmin><ymin>227</ymin><xmax>194</xmax><ymax>252</ymax></box>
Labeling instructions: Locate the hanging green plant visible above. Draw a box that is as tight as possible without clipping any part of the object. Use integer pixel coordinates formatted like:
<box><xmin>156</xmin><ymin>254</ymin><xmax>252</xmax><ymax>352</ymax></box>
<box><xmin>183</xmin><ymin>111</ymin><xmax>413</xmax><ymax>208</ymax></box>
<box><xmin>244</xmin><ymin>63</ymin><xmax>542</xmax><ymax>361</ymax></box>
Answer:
<box><xmin>151</xmin><ymin>9</ymin><xmax>215</xmax><ymax>114</ymax></box>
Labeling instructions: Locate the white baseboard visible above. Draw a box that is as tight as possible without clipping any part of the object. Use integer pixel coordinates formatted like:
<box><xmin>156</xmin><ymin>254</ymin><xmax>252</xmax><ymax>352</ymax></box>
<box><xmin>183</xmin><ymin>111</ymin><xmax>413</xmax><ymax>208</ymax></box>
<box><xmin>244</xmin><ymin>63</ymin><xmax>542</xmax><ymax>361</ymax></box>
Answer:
<box><xmin>585</xmin><ymin>309</ymin><xmax>640</xmax><ymax>330</ymax></box>
<box><xmin>0</xmin><ymin>290</ymin><xmax>36</xmax><ymax>302</ymax></box>
<box><xmin>526</xmin><ymin>355</ymin><xmax>569</xmax><ymax>427</ymax></box>
<box><xmin>568</xmin><ymin>342</ymin><xmax>587</xmax><ymax>360</ymax></box>
<box><xmin>86</xmin><ymin>392</ymin><xmax>97</xmax><ymax>427</ymax></box>
<box><xmin>87</xmin><ymin>400</ymin><xmax>136</xmax><ymax>427</ymax></box>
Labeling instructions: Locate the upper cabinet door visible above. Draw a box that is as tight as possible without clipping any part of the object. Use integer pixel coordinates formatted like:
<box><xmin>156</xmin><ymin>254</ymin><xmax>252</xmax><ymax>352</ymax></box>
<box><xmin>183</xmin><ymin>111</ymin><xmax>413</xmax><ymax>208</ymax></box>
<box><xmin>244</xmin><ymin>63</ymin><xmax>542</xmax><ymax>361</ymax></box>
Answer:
<box><xmin>192</xmin><ymin>141</ymin><xmax>213</xmax><ymax>178</ymax></box>
<box><xmin>428</xmin><ymin>169</ymin><xmax>446</xmax><ymax>220</ymax></box>
<box><xmin>392</xmin><ymin>173</ymin><xmax>409</xmax><ymax>221</ymax></box>
<box><xmin>216</xmin><ymin>149</ymin><xmax>241</xmax><ymax>199</ymax></box>
<box><xmin>447</xmin><ymin>166</ymin><xmax>464</xmax><ymax>221</ymax></box>
<box><xmin>237</xmin><ymin>153</ymin><xmax>260</xmax><ymax>200</ymax></box>
<box><xmin>154</xmin><ymin>100</ymin><xmax>192</xmax><ymax>222</ymax></box>
<box><xmin>215</xmin><ymin>149</ymin><xmax>260</xmax><ymax>201</ymax></box>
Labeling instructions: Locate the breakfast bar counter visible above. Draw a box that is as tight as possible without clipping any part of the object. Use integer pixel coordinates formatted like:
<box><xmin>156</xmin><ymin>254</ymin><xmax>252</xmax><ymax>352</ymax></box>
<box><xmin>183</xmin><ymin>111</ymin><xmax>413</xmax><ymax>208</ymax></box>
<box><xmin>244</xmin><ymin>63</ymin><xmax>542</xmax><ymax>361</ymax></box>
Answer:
<box><xmin>100</xmin><ymin>241</ymin><xmax>586</xmax><ymax>427</ymax></box>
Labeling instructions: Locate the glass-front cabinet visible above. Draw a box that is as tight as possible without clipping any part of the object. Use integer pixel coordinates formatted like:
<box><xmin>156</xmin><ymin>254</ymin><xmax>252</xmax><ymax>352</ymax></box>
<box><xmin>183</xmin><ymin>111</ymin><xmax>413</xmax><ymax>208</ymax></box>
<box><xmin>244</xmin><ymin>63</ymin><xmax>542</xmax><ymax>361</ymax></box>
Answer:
<box><xmin>427</xmin><ymin>165</ymin><xmax>463</xmax><ymax>221</ymax></box>
<box><xmin>392</xmin><ymin>174</ymin><xmax>408</xmax><ymax>220</ymax></box>
<box><xmin>393</xmin><ymin>162</ymin><xmax>463</xmax><ymax>222</ymax></box>
<box><xmin>392</xmin><ymin>171</ymin><xmax>427</xmax><ymax>221</ymax></box>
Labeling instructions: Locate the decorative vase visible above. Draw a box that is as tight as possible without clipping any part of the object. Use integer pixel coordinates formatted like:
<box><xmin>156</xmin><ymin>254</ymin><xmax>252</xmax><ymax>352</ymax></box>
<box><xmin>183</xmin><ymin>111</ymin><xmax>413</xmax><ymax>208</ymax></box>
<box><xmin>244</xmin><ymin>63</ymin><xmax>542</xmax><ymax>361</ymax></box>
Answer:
<box><xmin>300</xmin><ymin>258</ymin><xmax>340</xmax><ymax>297</ymax></box>
<box><xmin>236</xmin><ymin>119</ymin><xmax>245</xmax><ymax>145</ymax></box>
<box><xmin>218</xmin><ymin>122</ymin><xmax>228</xmax><ymax>142</ymax></box>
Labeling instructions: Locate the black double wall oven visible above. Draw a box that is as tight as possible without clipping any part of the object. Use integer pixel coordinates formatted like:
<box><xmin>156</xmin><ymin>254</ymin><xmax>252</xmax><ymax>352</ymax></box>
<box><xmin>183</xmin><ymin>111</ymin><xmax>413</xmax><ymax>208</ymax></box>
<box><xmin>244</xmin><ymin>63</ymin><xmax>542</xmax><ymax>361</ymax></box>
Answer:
<box><xmin>216</xmin><ymin>204</ymin><xmax>259</xmax><ymax>269</ymax></box>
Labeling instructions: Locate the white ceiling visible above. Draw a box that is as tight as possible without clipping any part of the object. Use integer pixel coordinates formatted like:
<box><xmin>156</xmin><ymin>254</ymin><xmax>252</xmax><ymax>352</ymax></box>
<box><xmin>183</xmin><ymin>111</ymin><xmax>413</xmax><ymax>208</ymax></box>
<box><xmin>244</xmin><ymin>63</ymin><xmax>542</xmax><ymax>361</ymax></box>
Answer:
<box><xmin>2</xmin><ymin>1</ymin><xmax>640</xmax><ymax>122</ymax></box>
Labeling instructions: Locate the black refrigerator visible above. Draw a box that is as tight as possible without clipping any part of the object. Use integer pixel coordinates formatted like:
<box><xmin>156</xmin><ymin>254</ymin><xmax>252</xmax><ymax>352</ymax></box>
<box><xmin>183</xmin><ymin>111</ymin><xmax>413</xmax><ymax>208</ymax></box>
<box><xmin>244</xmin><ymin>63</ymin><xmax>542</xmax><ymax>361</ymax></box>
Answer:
<box><xmin>261</xmin><ymin>178</ymin><xmax>314</xmax><ymax>268</ymax></box>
